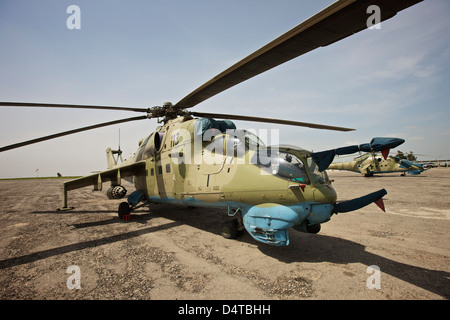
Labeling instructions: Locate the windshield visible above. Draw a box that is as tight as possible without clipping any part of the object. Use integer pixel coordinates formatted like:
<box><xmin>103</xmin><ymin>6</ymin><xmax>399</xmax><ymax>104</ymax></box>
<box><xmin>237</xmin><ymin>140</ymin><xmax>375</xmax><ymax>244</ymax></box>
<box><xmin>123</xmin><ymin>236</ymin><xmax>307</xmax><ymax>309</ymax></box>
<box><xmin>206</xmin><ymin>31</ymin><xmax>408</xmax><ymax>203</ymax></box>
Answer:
<box><xmin>307</xmin><ymin>157</ymin><xmax>329</xmax><ymax>185</ymax></box>
<box><xmin>252</xmin><ymin>149</ymin><xmax>310</xmax><ymax>184</ymax></box>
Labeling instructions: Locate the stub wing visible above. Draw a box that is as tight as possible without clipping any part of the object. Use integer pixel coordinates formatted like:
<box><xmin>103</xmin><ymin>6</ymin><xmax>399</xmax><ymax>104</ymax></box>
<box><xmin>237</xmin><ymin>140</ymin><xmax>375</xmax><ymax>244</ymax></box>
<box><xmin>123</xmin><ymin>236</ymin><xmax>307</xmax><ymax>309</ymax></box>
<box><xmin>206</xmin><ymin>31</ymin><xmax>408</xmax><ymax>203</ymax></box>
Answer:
<box><xmin>59</xmin><ymin>160</ymin><xmax>146</xmax><ymax>210</ymax></box>
<box><xmin>333</xmin><ymin>189</ymin><xmax>387</xmax><ymax>213</ymax></box>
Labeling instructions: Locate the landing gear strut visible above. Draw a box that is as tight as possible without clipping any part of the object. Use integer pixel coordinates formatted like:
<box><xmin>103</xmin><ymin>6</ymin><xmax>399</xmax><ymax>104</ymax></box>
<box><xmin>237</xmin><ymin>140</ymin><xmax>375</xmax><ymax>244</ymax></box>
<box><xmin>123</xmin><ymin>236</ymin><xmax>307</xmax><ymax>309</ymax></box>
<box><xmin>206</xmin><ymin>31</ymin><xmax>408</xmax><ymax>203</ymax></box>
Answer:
<box><xmin>221</xmin><ymin>211</ymin><xmax>245</xmax><ymax>239</ymax></box>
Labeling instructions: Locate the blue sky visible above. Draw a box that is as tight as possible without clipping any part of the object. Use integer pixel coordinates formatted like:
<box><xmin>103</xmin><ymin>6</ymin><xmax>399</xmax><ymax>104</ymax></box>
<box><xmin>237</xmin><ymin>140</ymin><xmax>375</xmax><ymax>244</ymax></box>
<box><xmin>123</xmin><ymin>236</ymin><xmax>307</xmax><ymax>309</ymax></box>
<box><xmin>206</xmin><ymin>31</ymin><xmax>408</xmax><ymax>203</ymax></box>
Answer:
<box><xmin>0</xmin><ymin>0</ymin><xmax>449</xmax><ymax>178</ymax></box>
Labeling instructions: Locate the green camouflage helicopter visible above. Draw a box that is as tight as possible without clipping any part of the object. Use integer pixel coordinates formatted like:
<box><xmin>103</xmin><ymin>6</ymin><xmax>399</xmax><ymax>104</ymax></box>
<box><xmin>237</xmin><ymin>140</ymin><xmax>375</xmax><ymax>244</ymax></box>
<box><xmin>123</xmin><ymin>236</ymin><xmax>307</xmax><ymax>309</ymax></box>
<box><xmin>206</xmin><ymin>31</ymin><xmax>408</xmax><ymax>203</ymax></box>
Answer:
<box><xmin>328</xmin><ymin>150</ymin><xmax>426</xmax><ymax>177</ymax></box>
<box><xmin>0</xmin><ymin>0</ymin><xmax>422</xmax><ymax>246</ymax></box>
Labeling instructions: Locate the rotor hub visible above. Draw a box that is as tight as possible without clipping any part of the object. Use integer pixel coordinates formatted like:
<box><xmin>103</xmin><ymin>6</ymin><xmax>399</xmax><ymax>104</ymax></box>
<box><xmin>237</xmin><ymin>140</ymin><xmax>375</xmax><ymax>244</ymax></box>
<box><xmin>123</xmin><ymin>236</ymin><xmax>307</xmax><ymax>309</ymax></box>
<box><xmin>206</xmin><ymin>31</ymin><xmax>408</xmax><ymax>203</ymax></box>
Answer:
<box><xmin>146</xmin><ymin>102</ymin><xmax>189</xmax><ymax>122</ymax></box>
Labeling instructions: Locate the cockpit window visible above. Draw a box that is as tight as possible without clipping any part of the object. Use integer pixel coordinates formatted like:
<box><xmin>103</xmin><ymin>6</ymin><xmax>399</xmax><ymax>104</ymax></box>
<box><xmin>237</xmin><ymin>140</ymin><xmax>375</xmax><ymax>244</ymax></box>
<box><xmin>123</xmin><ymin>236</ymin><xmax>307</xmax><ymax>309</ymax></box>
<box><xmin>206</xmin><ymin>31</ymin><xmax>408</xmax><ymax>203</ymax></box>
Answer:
<box><xmin>227</xmin><ymin>129</ymin><xmax>266</xmax><ymax>157</ymax></box>
<box><xmin>251</xmin><ymin>150</ymin><xmax>310</xmax><ymax>183</ymax></box>
<box><xmin>307</xmin><ymin>157</ymin><xmax>329</xmax><ymax>185</ymax></box>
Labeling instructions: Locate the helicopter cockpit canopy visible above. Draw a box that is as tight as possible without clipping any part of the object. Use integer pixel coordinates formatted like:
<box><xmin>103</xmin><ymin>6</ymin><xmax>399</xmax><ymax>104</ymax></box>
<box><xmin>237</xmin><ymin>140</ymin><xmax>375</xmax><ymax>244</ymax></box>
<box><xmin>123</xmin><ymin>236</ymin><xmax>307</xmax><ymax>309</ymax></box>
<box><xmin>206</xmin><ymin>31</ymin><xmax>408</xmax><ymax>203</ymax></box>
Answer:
<box><xmin>228</xmin><ymin>129</ymin><xmax>266</xmax><ymax>158</ymax></box>
<box><xmin>253</xmin><ymin>150</ymin><xmax>310</xmax><ymax>183</ymax></box>
<box><xmin>197</xmin><ymin>117</ymin><xmax>266</xmax><ymax>158</ymax></box>
<box><xmin>251</xmin><ymin>147</ymin><xmax>329</xmax><ymax>186</ymax></box>
<box><xmin>194</xmin><ymin>118</ymin><xmax>236</xmax><ymax>136</ymax></box>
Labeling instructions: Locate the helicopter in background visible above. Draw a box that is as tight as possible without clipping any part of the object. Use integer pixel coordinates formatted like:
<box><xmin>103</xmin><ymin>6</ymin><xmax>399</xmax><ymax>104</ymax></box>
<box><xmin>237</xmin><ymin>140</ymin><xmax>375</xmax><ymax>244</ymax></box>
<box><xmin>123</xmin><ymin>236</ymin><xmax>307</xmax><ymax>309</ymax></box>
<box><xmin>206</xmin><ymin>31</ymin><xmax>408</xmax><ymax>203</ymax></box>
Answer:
<box><xmin>0</xmin><ymin>0</ymin><xmax>422</xmax><ymax>246</ymax></box>
<box><xmin>328</xmin><ymin>150</ymin><xmax>426</xmax><ymax>177</ymax></box>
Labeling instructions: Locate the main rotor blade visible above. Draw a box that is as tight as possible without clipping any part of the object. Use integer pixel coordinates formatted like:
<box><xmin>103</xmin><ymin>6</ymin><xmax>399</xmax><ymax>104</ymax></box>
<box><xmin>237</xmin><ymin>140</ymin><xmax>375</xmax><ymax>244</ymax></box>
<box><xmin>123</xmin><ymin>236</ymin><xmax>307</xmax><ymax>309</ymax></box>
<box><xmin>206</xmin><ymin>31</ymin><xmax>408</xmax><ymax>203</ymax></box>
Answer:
<box><xmin>174</xmin><ymin>0</ymin><xmax>422</xmax><ymax>110</ymax></box>
<box><xmin>0</xmin><ymin>102</ymin><xmax>149</xmax><ymax>113</ymax></box>
<box><xmin>190</xmin><ymin>111</ymin><xmax>354</xmax><ymax>132</ymax></box>
<box><xmin>0</xmin><ymin>115</ymin><xmax>147</xmax><ymax>153</ymax></box>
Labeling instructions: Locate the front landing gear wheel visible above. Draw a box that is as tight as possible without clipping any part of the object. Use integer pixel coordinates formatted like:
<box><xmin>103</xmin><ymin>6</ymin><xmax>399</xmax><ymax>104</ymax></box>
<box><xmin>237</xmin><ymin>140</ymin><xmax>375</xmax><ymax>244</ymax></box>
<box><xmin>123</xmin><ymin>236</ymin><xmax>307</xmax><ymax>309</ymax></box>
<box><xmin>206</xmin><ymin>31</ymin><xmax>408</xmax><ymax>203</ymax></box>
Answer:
<box><xmin>221</xmin><ymin>220</ymin><xmax>238</xmax><ymax>239</ymax></box>
<box><xmin>118</xmin><ymin>202</ymin><xmax>131</xmax><ymax>220</ymax></box>
<box><xmin>306</xmin><ymin>223</ymin><xmax>321</xmax><ymax>234</ymax></box>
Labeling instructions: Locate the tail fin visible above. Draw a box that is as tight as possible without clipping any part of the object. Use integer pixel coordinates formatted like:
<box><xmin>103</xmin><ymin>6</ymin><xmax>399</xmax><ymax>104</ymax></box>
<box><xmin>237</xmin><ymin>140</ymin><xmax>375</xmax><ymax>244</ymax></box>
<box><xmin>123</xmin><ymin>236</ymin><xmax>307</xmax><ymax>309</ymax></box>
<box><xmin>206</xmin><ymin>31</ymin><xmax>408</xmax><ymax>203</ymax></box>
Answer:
<box><xmin>106</xmin><ymin>147</ymin><xmax>117</xmax><ymax>169</ymax></box>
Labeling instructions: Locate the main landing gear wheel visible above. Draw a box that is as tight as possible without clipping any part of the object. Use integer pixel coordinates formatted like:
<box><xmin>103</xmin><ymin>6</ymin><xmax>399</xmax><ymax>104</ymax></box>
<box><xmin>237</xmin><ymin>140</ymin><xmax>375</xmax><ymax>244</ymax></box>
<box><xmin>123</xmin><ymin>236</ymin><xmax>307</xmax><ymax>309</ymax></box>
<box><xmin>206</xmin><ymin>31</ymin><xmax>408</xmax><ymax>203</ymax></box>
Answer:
<box><xmin>221</xmin><ymin>219</ymin><xmax>239</xmax><ymax>239</ymax></box>
<box><xmin>118</xmin><ymin>201</ymin><xmax>131</xmax><ymax>220</ymax></box>
<box><xmin>220</xmin><ymin>216</ymin><xmax>245</xmax><ymax>239</ymax></box>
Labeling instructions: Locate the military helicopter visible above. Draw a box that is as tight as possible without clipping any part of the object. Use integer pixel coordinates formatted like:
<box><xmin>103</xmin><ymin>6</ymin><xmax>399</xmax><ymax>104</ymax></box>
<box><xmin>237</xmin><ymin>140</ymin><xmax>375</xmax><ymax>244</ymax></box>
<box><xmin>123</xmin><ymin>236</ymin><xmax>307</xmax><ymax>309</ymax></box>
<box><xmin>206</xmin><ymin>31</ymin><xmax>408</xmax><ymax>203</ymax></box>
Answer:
<box><xmin>0</xmin><ymin>0</ymin><xmax>422</xmax><ymax>246</ymax></box>
<box><xmin>328</xmin><ymin>150</ymin><xmax>426</xmax><ymax>177</ymax></box>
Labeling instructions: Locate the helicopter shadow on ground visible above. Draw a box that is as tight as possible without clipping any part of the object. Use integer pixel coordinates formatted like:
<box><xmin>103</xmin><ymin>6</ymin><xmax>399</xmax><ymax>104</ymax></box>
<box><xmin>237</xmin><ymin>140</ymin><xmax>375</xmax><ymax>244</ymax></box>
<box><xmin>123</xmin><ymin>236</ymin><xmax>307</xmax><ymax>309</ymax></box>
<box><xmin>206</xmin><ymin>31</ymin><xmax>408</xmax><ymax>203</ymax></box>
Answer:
<box><xmin>0</xmin><ymin>215</ymin><xmax>181</xmax><ymax>270</ymax></box>
<box><xmin>70</xmin><ymin>210</ymin><xmax>154</xmax><ymax>229</ymax></box>
<box><xmin>146</xmin><ymin>204</ymin><xmax>450</xmax><ymax>299</ymax></box>
<box><xmin>17</xmin><ymin>204</ymin><xmax>450</xmax><ymax>298</ymax></box>
<box><xmin>146</xmin><ymin>203</ymin><xmax>252</xmax><ymax>242</ymax></box>
<box><xmin>30</xmin><ymin>210</ymin><xmax>117</xmax><ymax>215</ymax></box>
<box><xmin>29</xmin><ymin>208</ymin><xmax>153</xmax><ymax>228</ymax></box>
<box><xmin>259</xmin><ymin>231</ymin><xmax>450</xmax><ymax>299</ymax></box>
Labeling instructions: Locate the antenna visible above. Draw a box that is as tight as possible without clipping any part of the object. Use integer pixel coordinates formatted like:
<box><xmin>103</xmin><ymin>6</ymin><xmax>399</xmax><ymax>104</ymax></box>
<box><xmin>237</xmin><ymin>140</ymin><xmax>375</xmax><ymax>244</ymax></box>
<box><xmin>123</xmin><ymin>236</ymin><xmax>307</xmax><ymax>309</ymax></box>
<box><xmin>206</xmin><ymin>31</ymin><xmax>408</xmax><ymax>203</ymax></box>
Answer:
<box><xmin>112</xmin><ymin>128</ymin><xmax>123</xmax><ymax>163</ymax></box>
